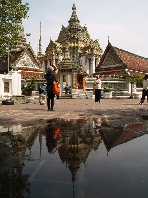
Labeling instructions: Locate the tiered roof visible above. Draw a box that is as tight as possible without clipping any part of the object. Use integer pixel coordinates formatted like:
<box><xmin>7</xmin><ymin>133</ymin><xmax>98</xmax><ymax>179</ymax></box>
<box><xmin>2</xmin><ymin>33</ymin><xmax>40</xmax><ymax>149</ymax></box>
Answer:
<box><xmin>44</xmin><ymin>3</ymin><xmax>102</xmax><ymax>63</ymax></box>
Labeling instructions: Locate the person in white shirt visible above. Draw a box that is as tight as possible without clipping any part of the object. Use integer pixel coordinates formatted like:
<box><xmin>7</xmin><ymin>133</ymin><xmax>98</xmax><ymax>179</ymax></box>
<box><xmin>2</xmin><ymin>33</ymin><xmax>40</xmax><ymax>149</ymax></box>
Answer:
<box><xmin>139</xmin><ymin>74</ymin><xmax>148</xmax><ymax>105</ymax></box>
<box><xmin>94</xmin><ymin>74</ymin><xmax>102</xmax><ymax>103</ymax></box>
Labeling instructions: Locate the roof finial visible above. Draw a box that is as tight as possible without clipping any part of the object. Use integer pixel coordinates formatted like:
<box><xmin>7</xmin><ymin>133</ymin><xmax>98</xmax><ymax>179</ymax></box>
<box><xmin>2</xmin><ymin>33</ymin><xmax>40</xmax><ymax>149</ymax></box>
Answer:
<box><xmin>108</xmin><ymin>36</ymin><xmax>109</xmax><ymax>44</ymax></box>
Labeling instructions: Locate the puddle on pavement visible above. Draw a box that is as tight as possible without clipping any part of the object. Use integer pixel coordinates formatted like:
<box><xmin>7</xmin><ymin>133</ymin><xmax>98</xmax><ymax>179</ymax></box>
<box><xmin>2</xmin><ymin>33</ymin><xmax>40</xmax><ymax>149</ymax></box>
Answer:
<box><xmin>0</xmin><ymin>117</ymin><xmax>148</xmax><ymax>198</ymax></box>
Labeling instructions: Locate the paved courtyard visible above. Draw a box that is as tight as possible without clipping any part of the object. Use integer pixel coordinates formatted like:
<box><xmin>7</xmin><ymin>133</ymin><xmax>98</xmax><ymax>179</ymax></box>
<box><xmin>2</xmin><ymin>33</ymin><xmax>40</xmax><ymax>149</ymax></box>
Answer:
<box><xmin>0</xmin><ymin>98</ymin><xmax>147</xmax><ymax>126</ymax></box>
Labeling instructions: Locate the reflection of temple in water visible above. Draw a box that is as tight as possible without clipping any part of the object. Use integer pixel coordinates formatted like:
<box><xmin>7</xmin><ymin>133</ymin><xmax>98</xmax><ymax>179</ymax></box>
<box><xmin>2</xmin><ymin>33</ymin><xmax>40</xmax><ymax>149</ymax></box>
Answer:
<box><xmin>0</xmin><ymin>119</ymin><xmax>102</xmax><ymax>186</ymax></box>
<box><xmin>0</xmin><ymin>124</ymin><xmax>40</xmax><ymax>197</ymax></box>
<box><xmin>1</xmin><ymin>117</ymin><xmax>148</xmax><ymax>196</ymax></box>
<box><xmin>40</xmin><ymin>118</ymin><xmax>102</xmax><ymax>183</ymax></box>
<box><xmin>99</xmin><ymin>120</ymin><xmax>148</xmax><ymax>154</ymax></box>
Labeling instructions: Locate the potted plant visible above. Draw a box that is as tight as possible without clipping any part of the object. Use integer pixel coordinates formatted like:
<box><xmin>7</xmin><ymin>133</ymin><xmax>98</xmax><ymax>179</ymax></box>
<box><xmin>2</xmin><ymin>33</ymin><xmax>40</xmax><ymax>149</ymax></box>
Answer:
<box><xmin>103</xmin><ymin>82</ymin><xmax>112</xmax><ymax>98</ymax></box>
<box><xmin>22</xmin><ymin>77</ymin><xmax>37</xmax><ymax>102</ymax></box>
<box><xmin>125</xmin><ymin>74</ymin><xmax>143</xmax><ymax>99</ymax></box>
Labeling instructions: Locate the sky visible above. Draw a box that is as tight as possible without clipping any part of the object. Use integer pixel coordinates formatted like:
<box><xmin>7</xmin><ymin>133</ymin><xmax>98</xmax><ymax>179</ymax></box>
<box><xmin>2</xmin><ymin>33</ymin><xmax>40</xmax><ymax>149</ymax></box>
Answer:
<box><xmin>22</xmin><ymin>0</ymin><xmax>148</xmax><ymax>58</ymax></box>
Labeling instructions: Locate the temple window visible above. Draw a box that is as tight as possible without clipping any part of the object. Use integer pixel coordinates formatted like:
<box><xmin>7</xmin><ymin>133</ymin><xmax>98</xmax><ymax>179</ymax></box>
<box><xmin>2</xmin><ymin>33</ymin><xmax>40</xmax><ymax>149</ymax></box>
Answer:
<box><xmin>4</xmin><ymin>82</ymin><xmax>9</xmax><ymax>93</ymax></box>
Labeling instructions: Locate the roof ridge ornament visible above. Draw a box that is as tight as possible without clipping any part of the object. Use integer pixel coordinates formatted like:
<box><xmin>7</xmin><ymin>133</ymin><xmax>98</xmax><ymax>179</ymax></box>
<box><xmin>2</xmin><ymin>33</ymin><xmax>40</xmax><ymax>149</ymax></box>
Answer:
<box><xmin>68</xmin><ymin>3</ymin><xmax>80</xmax><ymax>28</ymax></box>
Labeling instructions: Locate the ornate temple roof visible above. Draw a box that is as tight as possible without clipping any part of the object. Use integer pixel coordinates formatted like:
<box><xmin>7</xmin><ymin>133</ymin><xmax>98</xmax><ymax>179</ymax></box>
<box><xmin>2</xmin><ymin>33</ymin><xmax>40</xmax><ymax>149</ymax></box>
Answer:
<box><xmin>96</xmin><ymin>42</ymin><xmax>148</xmax><ymax>76</ymax></box>
<box><xmin>0</xmin><ymin>44</ymin><xmax>43</xmax><ymax>77</ymax></box>
<box><xmin>0</xmin><ymin>20</ymin><xmax>43</xmax><ymax>77</ymax></box>
<box><xmin>44</xmin><ymin>3</ymin><xmax>102</xmax><ymax>61</ymax></box>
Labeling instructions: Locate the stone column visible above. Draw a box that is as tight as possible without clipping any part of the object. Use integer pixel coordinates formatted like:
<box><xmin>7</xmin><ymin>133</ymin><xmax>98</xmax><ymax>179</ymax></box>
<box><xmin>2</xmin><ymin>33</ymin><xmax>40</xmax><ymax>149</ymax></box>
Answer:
<box><xmin>91</xmin><ymin>57</ymin><xmax>95</xmax><ymax>75</ymax></box>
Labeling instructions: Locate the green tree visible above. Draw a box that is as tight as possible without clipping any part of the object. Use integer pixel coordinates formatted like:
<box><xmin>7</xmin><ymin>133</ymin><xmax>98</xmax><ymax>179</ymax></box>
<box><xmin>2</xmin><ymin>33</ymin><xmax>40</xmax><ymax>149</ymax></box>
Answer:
<box><xmin>125</xmin><ymin>74</ymin><xmax>143</xmax><ymax>99</ymax></box>
<box><xmin>0</xmin><ymin>0</ymin><xmax>29</xmax><ymax>61</ymax></box>
<box><xmin>22</xmin><ymin>77</ymin><xmax>37</xmax><ymax>96</ymax></box>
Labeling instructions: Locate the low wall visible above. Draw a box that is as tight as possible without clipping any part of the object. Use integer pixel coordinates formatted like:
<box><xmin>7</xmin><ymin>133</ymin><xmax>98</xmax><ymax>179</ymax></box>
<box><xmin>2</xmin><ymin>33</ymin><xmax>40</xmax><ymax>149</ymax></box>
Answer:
<box><xmin>12</xmin><ymin>95</ymin><xmax>26</xmax><ymax>104</ymax></box>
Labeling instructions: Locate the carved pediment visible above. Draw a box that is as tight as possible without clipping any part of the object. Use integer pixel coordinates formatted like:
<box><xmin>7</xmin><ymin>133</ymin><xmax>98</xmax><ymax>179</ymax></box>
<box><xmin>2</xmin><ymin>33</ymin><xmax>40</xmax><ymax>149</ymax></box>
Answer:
<box><xmin>101</xmin><ymin>48</ymin><xmax>123</xmax><ymax>67</ymax></box>
<box><xmin>16</xmin><ymin>51</ymin><xmax>39</xmax><ymax>69</ymax></box>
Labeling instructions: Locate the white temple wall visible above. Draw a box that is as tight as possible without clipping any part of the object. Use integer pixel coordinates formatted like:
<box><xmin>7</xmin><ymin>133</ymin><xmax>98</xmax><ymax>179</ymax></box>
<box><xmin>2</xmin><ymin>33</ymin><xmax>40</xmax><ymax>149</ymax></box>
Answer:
<box><xmin>67</xmin><ymin>75</ymin><xmax>72</xmax><ymax>86</ymax></box>
<box><xmin>81</xmin><ymin>56</ymin><xmax>89</xmax><ymax>74</ymax></box>
<box><xmin>11</xmin><ymin>71</ymin><xmax>21</xmax><ymax>95</ymax></box>
<box><xmin>0</xmin><ymin>71</ymin><xmax>21</xmax><ymax>99</ymax></box>
<box><xmin>91</xmin><ymin>57</ymin><xmax>95</xmax><ymax>75</ymax></box>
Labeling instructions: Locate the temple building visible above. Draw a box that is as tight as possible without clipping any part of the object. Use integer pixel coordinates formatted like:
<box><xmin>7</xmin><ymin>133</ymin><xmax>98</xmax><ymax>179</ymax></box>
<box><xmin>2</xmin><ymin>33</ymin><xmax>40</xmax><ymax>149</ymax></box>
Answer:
<box><xmin>96</xmin><ymin>41</ymin><xmax>148</xmax><ymax>77</ymax></box>
<box><xmin>0</xmin><ymin>21</ymin><xmax>43</xmax><ymax>78</ymax></box>
<box><xmin>38</xmin><ymin>3</ymin><xmax>103</xmax><ymax>93</ymax></box>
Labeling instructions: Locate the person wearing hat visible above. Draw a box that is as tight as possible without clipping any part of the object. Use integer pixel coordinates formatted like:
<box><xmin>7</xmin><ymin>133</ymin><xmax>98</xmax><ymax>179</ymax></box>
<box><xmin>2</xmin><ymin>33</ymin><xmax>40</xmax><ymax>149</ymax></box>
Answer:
<box><xmin>93</xmin><ymin>74</ymin><xmax>102</xmax><ymax>103</ymax></box>
<box><xmin>45</xmin><ymin>65</ymin><xmax>58</xmax><ymax>111</ymax></box>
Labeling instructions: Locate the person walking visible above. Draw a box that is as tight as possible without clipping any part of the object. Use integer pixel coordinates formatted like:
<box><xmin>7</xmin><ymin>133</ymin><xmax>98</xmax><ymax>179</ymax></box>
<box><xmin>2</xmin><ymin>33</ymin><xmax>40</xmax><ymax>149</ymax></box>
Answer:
<box><xmin>45</xmin><ymin>65</ymin><xmax>58</xmax><ymax>111</ymax></box>
<box><xmin>139</xmin><ymin>74</ymin><xmax>148</xmax><ymax>105</ymax></box>
<box><xmin>38</xmin><ymin>83</ymin><xmax>46</xmax><ymax>105</ymax></box>
<box><xmin>94</xmin><ymin>74</ymin><xmax>102</xmax><ymax>103</ymax></box>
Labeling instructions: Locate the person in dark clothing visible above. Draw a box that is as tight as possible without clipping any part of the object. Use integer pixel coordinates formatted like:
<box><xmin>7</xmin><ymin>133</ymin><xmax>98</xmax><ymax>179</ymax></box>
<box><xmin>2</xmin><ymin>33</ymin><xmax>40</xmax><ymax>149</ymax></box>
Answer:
<box><xmin>64</xmin><ymin>84</ymin><xmax>70</xmax><ymax>94</ymax></box>
<box><xmin>46</xmin><ymin>125</ymin><xmax>57</xmax><ymax>154</ymax></box>
<box><xmin>139</xmin><ymin>74</ymin><xmax>148</xmax><ymax>105</ymax></box>
<box><xmin>45</xmin><ymin>65</ymin><xmax>58</xmax><ymax>111</ymax></box>
<box><xmin>45</xmin><ymin>120</ymin><xmax>60</xmax><ymax>154</ymax></box>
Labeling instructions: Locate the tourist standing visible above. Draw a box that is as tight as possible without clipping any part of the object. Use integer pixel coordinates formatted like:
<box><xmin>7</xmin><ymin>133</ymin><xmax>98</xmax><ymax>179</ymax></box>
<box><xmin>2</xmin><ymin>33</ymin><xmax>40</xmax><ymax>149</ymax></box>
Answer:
<box><xmin>45</xmin><ymin>65</ymin><xmax>58</xmax><ymax>111</ymax></box>
<box><xmin>38</xmin><ymin>84</ymin><xmax>46</xmax><ymax>105</ymax></box>
<box><xmin>94</xmin><ymin>74</ymin><xmax>102</xmax><ymax>103</ymax></box>
<box><xmin>139</xmin><ymin>74</ymin><xmax>148</xmax><ymax>105</ymax></box>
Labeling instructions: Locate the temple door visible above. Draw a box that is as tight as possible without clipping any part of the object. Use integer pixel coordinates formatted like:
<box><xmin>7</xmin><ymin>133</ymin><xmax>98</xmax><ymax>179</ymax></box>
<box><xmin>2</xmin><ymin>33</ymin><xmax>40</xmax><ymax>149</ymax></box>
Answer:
<box><xmin>77</xmin><ymin>75</ymin><xmax>83</xmax><ymax>89</ymax></box>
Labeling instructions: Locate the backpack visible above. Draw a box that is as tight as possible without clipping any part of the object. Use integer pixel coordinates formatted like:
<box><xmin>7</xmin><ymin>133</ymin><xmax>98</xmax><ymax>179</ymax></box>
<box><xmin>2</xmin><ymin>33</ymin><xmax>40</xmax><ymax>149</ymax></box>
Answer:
<box><xmin>53</xmin><ymin>81</ymin><xmax>60</xmax><ymax>95</ymax></box>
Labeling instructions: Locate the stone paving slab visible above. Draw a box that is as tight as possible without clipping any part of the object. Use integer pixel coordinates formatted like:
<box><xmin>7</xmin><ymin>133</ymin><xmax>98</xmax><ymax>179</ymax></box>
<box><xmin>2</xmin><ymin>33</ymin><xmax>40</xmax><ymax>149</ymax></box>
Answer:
<box><xmin>0</xmin><ymin>98</ymin><xmax>147</xmax><ymax>126</ymax></box>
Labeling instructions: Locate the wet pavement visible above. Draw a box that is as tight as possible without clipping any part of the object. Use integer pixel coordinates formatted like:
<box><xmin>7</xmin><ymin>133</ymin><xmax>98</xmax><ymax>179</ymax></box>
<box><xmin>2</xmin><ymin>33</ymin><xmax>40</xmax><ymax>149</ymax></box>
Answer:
<box><xmin>0</xmin><ymin>98</ymin><xmax>148</xmax><ymax>198</ymax></box>
<box><xmin>0</xmin><ymin>98</ymin><xmax>148</xmax><ymax>125</ymax></box>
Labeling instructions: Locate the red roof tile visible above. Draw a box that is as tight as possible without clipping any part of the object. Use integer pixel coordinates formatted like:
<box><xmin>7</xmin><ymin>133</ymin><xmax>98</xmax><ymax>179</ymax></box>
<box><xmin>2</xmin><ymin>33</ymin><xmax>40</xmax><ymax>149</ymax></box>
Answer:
<box><xmin>96</xmin><ymin>42</ymin><xmax>148</xmax><ymax>76</ymax></box>
<box><xmin>114</xmin><ymin>47</ymin><xmax>148</xmax><ymax>73</ymax></box>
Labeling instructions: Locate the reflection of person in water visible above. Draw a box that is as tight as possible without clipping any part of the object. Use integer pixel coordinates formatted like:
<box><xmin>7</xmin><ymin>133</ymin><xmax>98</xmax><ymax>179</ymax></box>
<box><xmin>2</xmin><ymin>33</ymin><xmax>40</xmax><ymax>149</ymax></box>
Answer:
<box><xmin>92</xmin><ymin>118</ymin><xmax>102</xmax><ymax>133</ymax></box>
<box><xmin>45</xmin><ymin>121</ymin><xmax>60</xmax><ymax>154</ymax></box>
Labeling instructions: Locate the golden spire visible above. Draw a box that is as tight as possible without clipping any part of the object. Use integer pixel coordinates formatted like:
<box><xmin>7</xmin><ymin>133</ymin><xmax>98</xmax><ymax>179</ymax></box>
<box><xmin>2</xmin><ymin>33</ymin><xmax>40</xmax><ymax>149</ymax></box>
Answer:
<box><xmin>38</xmin><ymin>22</ymin><xmax>42</xmax><ymax>57</ymax></box>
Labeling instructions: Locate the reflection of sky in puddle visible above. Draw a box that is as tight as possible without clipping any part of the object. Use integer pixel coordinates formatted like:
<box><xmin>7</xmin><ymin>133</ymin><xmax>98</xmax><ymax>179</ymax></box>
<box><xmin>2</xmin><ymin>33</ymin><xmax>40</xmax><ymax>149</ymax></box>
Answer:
<box><xmin>0</xmin><ymin>117</ymin><xmax>148</xmax><ymax>198</ymax></box>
